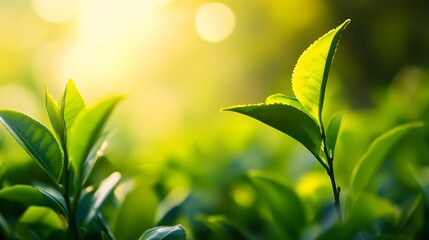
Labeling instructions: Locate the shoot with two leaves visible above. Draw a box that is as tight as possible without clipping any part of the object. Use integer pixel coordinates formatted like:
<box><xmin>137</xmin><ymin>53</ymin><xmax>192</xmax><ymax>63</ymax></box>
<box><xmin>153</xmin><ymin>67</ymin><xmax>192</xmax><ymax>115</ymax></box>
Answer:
<box><xmin>223</xmin><ymin>20</ymin><xmax>351</xmax><ymax>220</ymax></box>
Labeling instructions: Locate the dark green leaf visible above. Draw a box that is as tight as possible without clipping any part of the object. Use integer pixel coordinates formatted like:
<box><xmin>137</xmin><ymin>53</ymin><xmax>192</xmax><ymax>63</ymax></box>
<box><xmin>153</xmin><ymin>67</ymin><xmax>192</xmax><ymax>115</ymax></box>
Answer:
<box><xmin>0</xmin><ymin>110</ymin><xmax>64</xmax><ymax>183</ymax></box>
<box><xmin>318</xmin><ymin>193</ymin><xmax>398</xmax><ymax>240</ymax></box>
<box><xmin>222</xmin><ymin>103</ymin><xmax>321</xmax><ymax>158</ymax></box>
<box><xmin>248</xmin><ymin>171</ymin><xmax>306</xmax><ymax>239</ymax></box>
<box><xmin>196</xmin><ymin>215</ymin><xmax>251</xmax><ymax>240</ymax></box>
<box><xmin>139</xmin><ymin>225</ymin><xmax>186</xmax><ymax>240</ymax></box>
<box><xmin>68</xmin><ymin>95</ymin><xmax>124</xmax><ymax>184</ymax></box>
<box><xmin>326</xmin><ymin>112</ymin><xmax>342</xmax><ymax>156</ymax></box>
<box><xmin>60</xmin><ymin>80</ymin><xmax>86</xmax><ymax>132</ymax></box>
<box><xmin>350</xmin><ymin>122</ymin><xmax>423</xmax><ymax>196</ymax></box>
<box><xmin>0</xmin><ymin>185</ymin><xmax>50</xmax><ymax>206</ymax></box>
<box><xmin>82</xmin><ymin>172</ymin><xmax>121</xmax><ymax>224</ymax></box>
<box><xmin>36</xmin><ymin>185</ymin><xmax>68</xmax><ymax>217</ymax></box>
<box><xmin>292</xmin><ymin>19</ymin><xmax>350</xmax><ymax>123</ymax></box>
<box><xmin>155</xmin><ymin>186</ymin><xmax>190</xmax><ymax>224</ymax></box>
<box><xmin>45</xmin><ymin>83</ymin><xmax>65</xmax><ymax>143</ymax></box>
<box><xmin>95</xmin><ymin>213</ymin><xmax>116</xmax><ymax>240</ymax></box>
<box><xmin>0</xmin><ymin>212</ymin><xmax>11</xmax><ymax>237</ymax></box>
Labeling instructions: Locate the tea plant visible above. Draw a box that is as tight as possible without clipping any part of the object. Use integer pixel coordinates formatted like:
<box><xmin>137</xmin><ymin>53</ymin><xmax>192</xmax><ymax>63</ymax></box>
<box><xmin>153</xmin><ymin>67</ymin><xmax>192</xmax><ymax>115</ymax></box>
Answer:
<box><xmin>222</xmin><ymin>19</ymin><xmax>423</xmax><ymax>238</ymax></box>
<box><xmin>0</xmin><ymin>80</ymin><xmax>186</xmax><ymax>239</ymax></box>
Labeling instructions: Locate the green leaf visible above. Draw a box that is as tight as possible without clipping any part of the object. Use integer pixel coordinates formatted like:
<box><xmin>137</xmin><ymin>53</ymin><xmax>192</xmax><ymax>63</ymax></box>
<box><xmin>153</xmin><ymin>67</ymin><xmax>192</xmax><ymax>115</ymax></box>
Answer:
<box><xmin>266</xmin><ymin>94</ymin><xmax>314</xmax><ymax>118</ymax></box>
<box><xmin>155</xmin><ymin>186</ymin><xmax>190</xmax><ymax>224</ymax></box>
<box><xmin>114</xmin><ymin>183</ymin><xmax>158</xmax><ymax>239</ymax></box>
<box><xmin>350</xmin><ymin>122</ymin><xmax>423</xmax><ymax>196</ymax></box>
<box><xmin>248</xmin><ymin>171</ymin><xmax>306</xmax><ymax>239</ymax></box>
<box><xmin>326</xmin><ymin>112</ymin><xmax>342</xmax><ymax>156</ymax></box>
<box><xmin>19</xmin><ymin>206</ymin><xmax>64</xmax><ymax>230</ymax></box>
<box><xmin>95</xmin><ymin>213</ymin><xmax>116</xmax><ymax>240</ymax></box>
<box><xmin>79</xmin><ymin>172</ymin><xmax>121</xmax><ymax>224</ymax></box>
<box><xmin>0</xmin><ymin>185</ymin><xmax>50</xmax><ymax>206</ymax></box>
<box><xmin>81</xmin><ymin>131</ymin><xmax>112</xmax><ymax>186</ymax></box>
<box><xmin>36</xmin><ymin>184</ymin><xmax>69</xmax><ymax>217</ymax></box>
<box><xmin>0</xmin><ymin>212</ymin><xmax>11</xmax><ymax>238</ymax></box>
<box><xmin>222</xmin><ymin>102</ymin><xmax>322</xmax><ymax>158</ymax></box>
<box><xmin>0</xmin><ymin>110</ymin><xmax>64</xmax><ymax>183</ymax></box>
<box><xmin>60</xmin><ymin>80</ymin><xmax>86</xmax><ymax>132</ymax></box>
<box><xmin>139</xmin><ymin>225</ymin><xmax>186</xmax><ymax>240</ymax></box>
<box><xmin>45</xmin><ymin>83</ymin><xmax>65</xmax><ymax>143</ymax></box>
<box><xmin>292</xmin><ymin>19</ymin><xmax>350</xmax><ymax>123</ymax></box>
<box><xmin>68</xmin><ymin>95</ymin><xmax>124</xmax><ymax>183</ymax></box>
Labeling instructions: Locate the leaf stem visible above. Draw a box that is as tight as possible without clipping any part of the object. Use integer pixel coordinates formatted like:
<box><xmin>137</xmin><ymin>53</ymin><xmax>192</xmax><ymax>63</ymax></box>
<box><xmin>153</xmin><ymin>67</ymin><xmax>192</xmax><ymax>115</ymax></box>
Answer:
<box><xmin>327</xmin><ymin>155</ymin><xmax>342</xmax><ymax>221</ymax></box>
<box><xmin>320</xmin><ymin>123</ymin><xmax>343</xmax><ymax>221</ymax></box>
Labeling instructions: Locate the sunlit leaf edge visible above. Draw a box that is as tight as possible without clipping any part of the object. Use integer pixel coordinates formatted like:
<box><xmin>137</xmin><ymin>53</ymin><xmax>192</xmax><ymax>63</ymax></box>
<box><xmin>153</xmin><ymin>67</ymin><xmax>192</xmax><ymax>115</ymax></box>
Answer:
<box><xmin>291</xmin><ymin>19</ymin><xmax>351</xmax><ymax>123</ymax></box>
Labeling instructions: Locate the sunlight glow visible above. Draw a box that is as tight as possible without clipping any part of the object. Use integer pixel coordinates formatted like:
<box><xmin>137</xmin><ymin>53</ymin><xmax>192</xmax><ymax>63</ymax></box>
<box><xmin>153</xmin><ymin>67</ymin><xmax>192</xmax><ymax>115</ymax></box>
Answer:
<box><xmin>195</xmin><ymin>2</ymin><xmax>235</xmax><ymax>43</ymax></box>
<box><xmin>32</xmin><ymin>0</ymin><xmax>83</xmax><ymax>23</ymax></box>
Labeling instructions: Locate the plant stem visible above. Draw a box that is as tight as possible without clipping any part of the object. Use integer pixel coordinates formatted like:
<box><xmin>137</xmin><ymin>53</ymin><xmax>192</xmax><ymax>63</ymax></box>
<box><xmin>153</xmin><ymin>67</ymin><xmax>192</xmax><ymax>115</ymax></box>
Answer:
<box><xmin>327</xmin><ymin>156</ymin><xmax>342</xmax><ymax>221</ymax></box>
<box><xmin>319</xmin><ymin>119</ymin><xmax>343</xmax><ymax>221</ymax></box>
<box><xmin>61</xmin><ymin>147</ymin><xmax>79</xmax><ymax>239</ymax></box>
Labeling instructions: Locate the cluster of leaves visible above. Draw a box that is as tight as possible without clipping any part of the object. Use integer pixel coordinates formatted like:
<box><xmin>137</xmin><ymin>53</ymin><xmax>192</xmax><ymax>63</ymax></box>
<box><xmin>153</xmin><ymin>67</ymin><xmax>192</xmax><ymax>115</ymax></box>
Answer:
<box><xmin>221</xmin><ymin>19</ymin><xmax>424</xmax><ymax>239</ymax></box>
<box><xmin>0</xmin><ymin>81</ymin><xmax>186</xmax><ymax>239</ymax></box>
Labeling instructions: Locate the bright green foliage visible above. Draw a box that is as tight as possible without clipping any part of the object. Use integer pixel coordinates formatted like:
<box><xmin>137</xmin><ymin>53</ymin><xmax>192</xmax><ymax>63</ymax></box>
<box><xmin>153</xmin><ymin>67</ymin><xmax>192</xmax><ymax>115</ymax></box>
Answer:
<box><xmin>222</xmin><ymin>18</ymin><xmax>427</xmax><ymax>239</ymax></box>
<box><xmin>139</xmin><ymin>225</ymin><xmax>186</xmax><ymax>240</ymax></box>
<box><xmin>223</xmin><ymin>20</ymin><xmax>351</xmax><ymax>224</ymax></box>
<box><xmin>60</xmin><ymin>80</ymin><xmax>86</xmax><ymax>134</ymax></box>
<box><xmin>292</xmin><ymin>19</ymin><xmax>350</xmax><ymax>123</ymax></box>
<box><xmin>0</xmin><ymin>80</ymin><xmax>187</xmax><ymax>239</ymax></box>
<box><xmin>249</xmin><ymin>171</ymin><xmax>306</xmax><ymax>239</ymax></box>
<box><xmin>222</xmin><ymin>19</ymin><xmax>351</xmax><ymax>162</ymax></box>
<box><xmin>0</xmin><ymin>110</ymin><xmax>64</xmax><ymax>183</ymax></box>
<box><xmin>45</xmin><ymin>83</ymin><xmax>66</xmax><ymax>142</ymax></box>
<box><xmin>68</xmin><ymin>95</ymin><xmax>124</xmax><ymax>186</ymax></box>
<box><xmin>350</xmin><ymin>121</ymin><xmax>423</xmax><ymax>196</ymax></box>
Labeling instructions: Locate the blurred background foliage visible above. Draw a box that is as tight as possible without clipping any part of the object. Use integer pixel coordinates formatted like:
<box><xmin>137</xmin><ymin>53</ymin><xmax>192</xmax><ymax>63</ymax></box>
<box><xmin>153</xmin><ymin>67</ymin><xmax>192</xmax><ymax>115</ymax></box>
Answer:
<box><xmin>0</xmin><ymin>0</ymin><xmax>429</xmax><ymax>239</ymax></box>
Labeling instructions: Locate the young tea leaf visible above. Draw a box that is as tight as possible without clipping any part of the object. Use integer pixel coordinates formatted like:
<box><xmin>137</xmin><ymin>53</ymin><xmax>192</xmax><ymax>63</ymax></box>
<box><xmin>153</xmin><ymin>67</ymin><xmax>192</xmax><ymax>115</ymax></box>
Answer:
<box><xmin>0</xmin><ymin>110</ymin><xmax>64</xmax><ymax>183</ymax></box>
<box><xmin>0</xmin><ymin>185</ymin><xmax>50</xmax><ymax>207</ymax></box>
<box><xmin>326</xmin><ymin>112</ymin><xmax>343</xmax><ymax>156</ymax></box>
<box><xmin>248</xmin><ymin>171</ymin><xmax>306</xmax><ymax>239</ymax></box>
<box><xmin>60</xmin><ymin>80</ymin><xmax>86</xmax><ymax>132</ymax></box>
<box><xmin>45</xmin><ymin>83</ymin><xmax>65</xmax><ymax>143</ymax></box>
<box><xmin>292</xmin><ymin>19</ymin><xmax>350</xmax><ymax>123</ymax></box>
<box><xmin>350</xmin><ymin>122</ymin><xmax>423</xmax><ymax>196</ymax></box>
<box><xmin>138</xmin><ymin>225</ymin><xmax>186</xmax><ymax>240</ymax></box>
<box><xmin>222</xmin><ymin>103</ymin><xmax>322</xmax><ymax>159</ymax></box>
<box><xmin>68</xmin><ymin>95</ymin><xmax>124</xmax><ymax>184</ymax></box>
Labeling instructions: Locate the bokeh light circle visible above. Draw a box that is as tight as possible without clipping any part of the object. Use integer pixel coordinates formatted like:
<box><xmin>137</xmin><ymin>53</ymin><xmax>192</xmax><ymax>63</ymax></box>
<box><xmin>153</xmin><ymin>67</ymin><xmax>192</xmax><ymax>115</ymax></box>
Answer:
<box><xmin>195</xmin><ymin>2</ymin><xmax>235</xmax><ymax>43</ymax></box>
